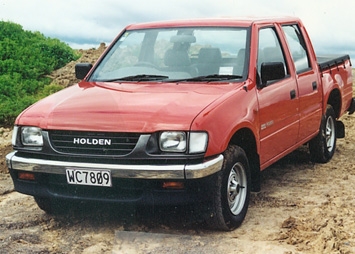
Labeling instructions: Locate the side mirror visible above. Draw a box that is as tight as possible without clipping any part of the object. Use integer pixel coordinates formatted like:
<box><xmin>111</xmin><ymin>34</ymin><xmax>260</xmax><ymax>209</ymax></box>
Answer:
<box><xmin>75</xmin><ymin>63</ymin><xmax>93</xmax><ymax>80</ymax></box>
<box><xmin>260</xmin><ymin>62</ymin><xmax>285</xmax><ymax>86</ymax></box>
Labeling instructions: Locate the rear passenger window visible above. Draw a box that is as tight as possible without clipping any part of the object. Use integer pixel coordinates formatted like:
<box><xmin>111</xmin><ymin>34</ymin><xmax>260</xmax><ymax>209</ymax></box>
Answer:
<box><xmin>282</xmin><ymin>25</ymin><xmax>311</xmax><ymax>73</ymax></box>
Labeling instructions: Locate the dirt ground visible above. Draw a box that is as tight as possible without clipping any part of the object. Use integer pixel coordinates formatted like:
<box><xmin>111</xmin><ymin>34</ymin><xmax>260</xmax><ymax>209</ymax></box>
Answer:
<box><xmin>0</xmin><ymin>73</ymin><xmax>354</xmax><ymax>253</ymax></box>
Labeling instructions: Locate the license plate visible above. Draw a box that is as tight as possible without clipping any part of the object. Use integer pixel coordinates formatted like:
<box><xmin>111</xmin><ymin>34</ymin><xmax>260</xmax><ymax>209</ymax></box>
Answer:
<box><xmin>66</xmin><ymin>168</ymin><xmax>112</xmax><ymax>187</ymax></box>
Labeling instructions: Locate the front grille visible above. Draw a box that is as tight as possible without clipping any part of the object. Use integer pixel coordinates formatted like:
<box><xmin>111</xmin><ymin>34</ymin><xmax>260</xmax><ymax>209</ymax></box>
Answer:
<box><xmin>49</xmin><ymin>130</ymin><xmax>140</xmax><ymax>156</ymax></box>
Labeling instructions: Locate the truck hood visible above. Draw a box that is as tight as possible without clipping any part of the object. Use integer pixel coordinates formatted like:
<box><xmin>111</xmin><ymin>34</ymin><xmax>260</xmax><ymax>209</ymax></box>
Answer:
<box><xmin>16</xmin><ymin>81</ymin><xmax>234</xmax><ymax>132</ymax></box>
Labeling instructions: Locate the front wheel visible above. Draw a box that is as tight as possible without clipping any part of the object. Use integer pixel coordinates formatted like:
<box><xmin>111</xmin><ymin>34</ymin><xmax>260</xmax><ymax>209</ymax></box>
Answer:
<box><xmin>34</xmin><ymin>196</ymin><xmax>69</xmax><ymax>214</ymax></box>
<box><xmin>205</xmin><ymin>145</ymin><xmax>251</xmax><ymax>231</ymax></box>
<box><xmin>34</xmin><ymin>196</ymin><xmax>54</xmax><ymax>214</ymax></box>
<box><xmin>309</xmin><ymin>105</ymin><xmax>336</xmax><ymax>163</ymax></box>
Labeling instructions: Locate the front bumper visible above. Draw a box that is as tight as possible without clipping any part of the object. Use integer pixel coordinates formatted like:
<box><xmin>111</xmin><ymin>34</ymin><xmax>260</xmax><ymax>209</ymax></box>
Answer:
<box><xmin>6</xmin><ymin>151</ymin><xmax>223</xmax><ymax>205</ymax></box>
<box><xmin>6</xmin><ymin>152</ymin><xmax>223</xmax><ymax>180</ymax></box>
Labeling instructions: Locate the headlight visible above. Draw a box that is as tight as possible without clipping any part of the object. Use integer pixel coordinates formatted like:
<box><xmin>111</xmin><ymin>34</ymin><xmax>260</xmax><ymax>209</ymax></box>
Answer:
<box><xmin>21</xmin><ymin>127</ymin><xmax>43</xmax><ymax>146</ymax></box>
<box><xmin>159</xmin><ymin>131</ymin><xmax>208</xmax><ymax>154</ymax></box>
<box><xmin>159</xmin><ymin>131</ymin><xmax>187</xmax><ymax>152</ymax></box>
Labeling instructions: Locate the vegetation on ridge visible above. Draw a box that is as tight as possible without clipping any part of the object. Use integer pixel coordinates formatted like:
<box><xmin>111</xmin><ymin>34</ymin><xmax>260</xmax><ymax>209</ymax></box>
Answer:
<box><xmin>0</xmin><ymin>21</ymin><xmax>80</xmax><ymax>125</ymax></box>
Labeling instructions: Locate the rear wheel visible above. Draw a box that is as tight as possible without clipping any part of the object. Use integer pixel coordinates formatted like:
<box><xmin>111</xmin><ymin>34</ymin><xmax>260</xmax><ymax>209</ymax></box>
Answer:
<box><xmin>205</xmin><ymin>145</ymin><xmax>251</xmax><ymax>231</ymax></box>
<box><xmin>309</xmin><ymin>105</ymin><xmax>336</xmax><ymax>163</ymax></box>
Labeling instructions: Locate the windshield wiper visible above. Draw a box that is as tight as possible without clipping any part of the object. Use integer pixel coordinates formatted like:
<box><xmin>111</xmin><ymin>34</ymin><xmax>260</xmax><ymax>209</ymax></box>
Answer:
<box><xmin>100</xmin><ymin>74</ymin><xmax>169</xmax><ymax>82</ymax></box>
<box><xmin>169</xmin><ymin>74</ymin><xmax>243</xmax><ymax>82</ymax></box>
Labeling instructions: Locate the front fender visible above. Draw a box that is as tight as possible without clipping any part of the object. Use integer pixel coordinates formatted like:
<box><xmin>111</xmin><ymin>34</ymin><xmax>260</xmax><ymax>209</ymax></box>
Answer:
<box><xmin>190</xmin><ymin>82</ymin><xmax>259</xmax><ymax>157</ymax></box>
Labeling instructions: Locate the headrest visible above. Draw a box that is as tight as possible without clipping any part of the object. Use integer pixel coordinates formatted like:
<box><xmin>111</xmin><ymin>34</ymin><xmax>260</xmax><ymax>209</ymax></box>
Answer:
<box><xmin>164</xmin><ymin>49</ymin><xmax>191</xmax><ymax>67</ymax></box>
<box><xmin>198</xmin><ymin>48</ymin><xmax>222</xmax><ymax>63</ymax></box>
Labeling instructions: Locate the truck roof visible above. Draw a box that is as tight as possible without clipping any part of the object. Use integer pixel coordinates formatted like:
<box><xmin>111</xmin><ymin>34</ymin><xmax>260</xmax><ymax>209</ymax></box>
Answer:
<box><xmin>125</xmin><ymin>17</ymin><xmax>301</xmax><ymax>30</ymax></box>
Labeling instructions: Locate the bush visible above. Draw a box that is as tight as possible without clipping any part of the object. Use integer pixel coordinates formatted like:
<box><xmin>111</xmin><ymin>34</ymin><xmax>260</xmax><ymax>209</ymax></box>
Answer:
<box><xmin>0</xmin><ymin>21</ymin><xmax>80</xmax><ymax>126</ymax></box>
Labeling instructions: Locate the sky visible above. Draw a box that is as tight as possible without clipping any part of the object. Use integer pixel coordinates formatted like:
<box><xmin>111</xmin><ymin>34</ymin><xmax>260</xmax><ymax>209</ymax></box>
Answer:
<box><xmin>1</xmin><ymin>0</ymin><xmax>355</xmax><ymax>60</ymax></box>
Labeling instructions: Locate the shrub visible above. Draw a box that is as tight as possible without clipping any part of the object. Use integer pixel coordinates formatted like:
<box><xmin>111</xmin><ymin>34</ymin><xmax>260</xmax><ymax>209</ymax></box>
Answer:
<box><xmin>0</xmin><ymin>21</ymin><xmax>80</xmax><ymax>125</ymax></box>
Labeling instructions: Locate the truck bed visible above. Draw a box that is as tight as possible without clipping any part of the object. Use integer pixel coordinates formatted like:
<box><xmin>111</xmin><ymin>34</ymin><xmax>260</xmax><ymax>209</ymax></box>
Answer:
<box><xmin>317</xmin><ymin>53</ymin><xmax>354</xmax><ymax>116</ymax></box>
<box><xmin>317</xmin><ymin>54</ymin><xmax>351</xmax><ymax>72</ymax></box>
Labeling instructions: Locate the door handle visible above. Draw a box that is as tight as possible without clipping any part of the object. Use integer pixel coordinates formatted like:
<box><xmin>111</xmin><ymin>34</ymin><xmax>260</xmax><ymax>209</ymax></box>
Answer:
<box><xmin>290</xmin><ymin>89</ymin><xmax>296</xmax><ymax>100</ymax></box>
<box><xmin>312</xmin><ymin>81</ymin><xmax>317</xmax><ymax>91</ymax></box>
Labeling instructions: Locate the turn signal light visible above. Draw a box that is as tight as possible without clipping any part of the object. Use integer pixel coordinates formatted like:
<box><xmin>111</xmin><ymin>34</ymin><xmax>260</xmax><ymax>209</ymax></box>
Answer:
<box><xmin>18</xmin><ymin>172</ymin><xmax>36</xmax><ymax>181</ymax></box>
<box><xmin>162</xmin><ymin>181</ymin><xmax>184</xmax><ymax>189</ymax></box>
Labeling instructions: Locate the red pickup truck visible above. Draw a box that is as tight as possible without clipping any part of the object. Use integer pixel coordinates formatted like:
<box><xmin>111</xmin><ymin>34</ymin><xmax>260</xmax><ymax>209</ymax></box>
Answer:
<box><xmin>6</xmin><ymin>17</ymin><xmax>355</xmax><ymax>230</ymax></box>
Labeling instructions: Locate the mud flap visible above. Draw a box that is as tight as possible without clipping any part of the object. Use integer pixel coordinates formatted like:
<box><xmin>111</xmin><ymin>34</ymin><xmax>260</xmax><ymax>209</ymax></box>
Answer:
<box><xmin>348</xmin><ymin>98</ymin><xmax>355</xmax><ymax>115</ymax></box>
<box><xmin>336</xmin><ymin>120</ymin><xmax>345</xmax><ymax>138</ymax></box>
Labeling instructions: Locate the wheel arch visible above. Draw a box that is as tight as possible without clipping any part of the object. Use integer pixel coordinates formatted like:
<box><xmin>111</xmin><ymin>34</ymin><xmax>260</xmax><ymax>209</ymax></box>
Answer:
<box><xmin>326</xmin><ymin>88</ymin><xmax>341</xmax><ymax>118</ymax></box>
<box><xmin>229</xmin><ymin>127</ymin><xmax>261</xmax><ymax>192</ymax></box>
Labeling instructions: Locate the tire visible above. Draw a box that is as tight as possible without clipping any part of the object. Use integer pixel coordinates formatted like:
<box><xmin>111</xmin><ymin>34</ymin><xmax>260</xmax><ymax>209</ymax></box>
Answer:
<box><xmin>309</xmin><ymin>105</ymin><xmax>336</xmax><ymax>163</ymax></box>
<box><xmin>34</xmin><ymin>196</ymin><xmax>68</xmax><ymax>214</ymax></box>
<box><xmin>34</xmin><ymin>196</ymin><xmax>54</xmax><ymax>214</ymax></box>
<box><xmin>205</xmin><ymin>145</ymin><xmax>251</xmax><ymax>231</ymax></box>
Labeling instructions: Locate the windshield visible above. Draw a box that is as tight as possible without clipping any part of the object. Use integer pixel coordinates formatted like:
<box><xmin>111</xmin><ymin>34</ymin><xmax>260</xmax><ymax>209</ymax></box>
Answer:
<box><xmin>90</xmin><ymin>27</ymin><xmax>249</xmax><ymax>82</ymax></box>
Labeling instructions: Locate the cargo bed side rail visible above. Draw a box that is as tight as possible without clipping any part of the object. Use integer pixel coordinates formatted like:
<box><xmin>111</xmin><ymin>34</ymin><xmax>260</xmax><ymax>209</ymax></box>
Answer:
<box><xmin>317</xmin><ymin>54</ymin><xmax>351</xmax><ymax>73</ymax></box>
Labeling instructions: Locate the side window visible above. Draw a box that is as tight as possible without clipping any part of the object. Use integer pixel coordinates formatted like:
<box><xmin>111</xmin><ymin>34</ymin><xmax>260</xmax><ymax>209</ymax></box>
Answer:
<box><xmin>258</xmin><ymin>28</ymin><xmax>288</xmax><ymax>71</ymax></box>
<box><xmin>257</xmin><ymin>27</ymin><xmax>288</xmax><ymax>84</ymax></box>
<box><xmin>282</xmin><ymin>25</ymin><xmax>311</xmax><ymax>73</ymax></box>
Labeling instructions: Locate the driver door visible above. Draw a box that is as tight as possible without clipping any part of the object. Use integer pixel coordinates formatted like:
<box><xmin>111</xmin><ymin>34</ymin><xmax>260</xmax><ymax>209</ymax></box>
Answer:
<box><xmin>256</xmin><ymin>26</ymin><xmax>300</xmax><ymax>166</ymax></box>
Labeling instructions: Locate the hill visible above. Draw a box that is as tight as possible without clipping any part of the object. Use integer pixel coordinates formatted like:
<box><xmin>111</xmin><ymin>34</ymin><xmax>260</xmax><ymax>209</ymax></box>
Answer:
<box><xmin>0</xmin><ymin>21</ymin><xmax>80</xmax><ymax>125</ymax></box>
<box><xmin>48</xmin><ymin>42</ymin><xmax>106</xmax><ymax>87</ymax></box>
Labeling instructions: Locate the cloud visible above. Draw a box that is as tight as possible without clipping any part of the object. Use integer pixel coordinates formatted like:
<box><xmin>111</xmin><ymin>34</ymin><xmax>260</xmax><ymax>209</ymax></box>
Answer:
<box><xmin>0</xmin><ymin>0</ymin><xmax>354</xmax><ymax>59</ymax></box>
